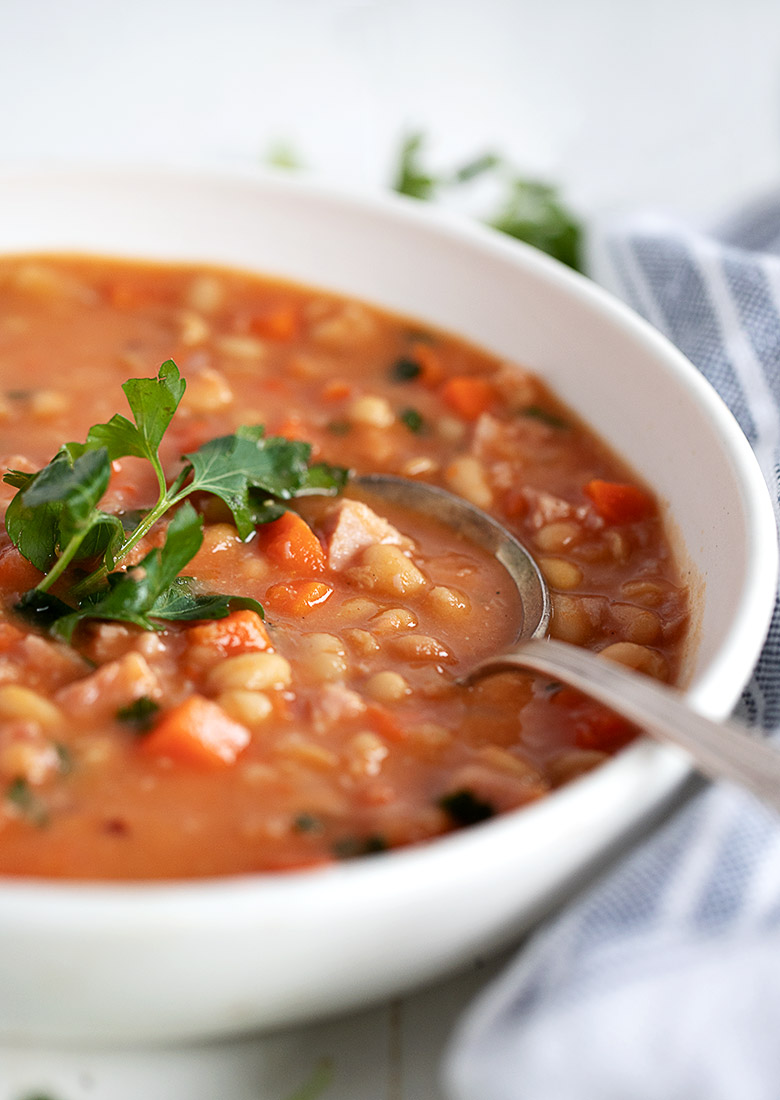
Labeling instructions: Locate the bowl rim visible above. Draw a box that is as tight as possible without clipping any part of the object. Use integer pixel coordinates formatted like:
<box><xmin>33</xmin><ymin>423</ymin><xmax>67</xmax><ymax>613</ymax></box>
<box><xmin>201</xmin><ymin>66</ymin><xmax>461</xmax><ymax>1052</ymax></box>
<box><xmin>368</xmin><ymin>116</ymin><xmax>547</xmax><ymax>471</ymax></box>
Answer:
<box><xmin>0</xmin><ymin>162</ymin><xmax>775</xmax><ymax>911</ymax></box>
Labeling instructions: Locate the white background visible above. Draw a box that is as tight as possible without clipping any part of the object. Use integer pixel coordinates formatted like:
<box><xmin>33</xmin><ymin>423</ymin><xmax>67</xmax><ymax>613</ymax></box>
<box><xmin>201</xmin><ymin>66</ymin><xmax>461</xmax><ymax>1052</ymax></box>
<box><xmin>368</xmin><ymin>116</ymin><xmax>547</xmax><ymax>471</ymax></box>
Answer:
<box><xmin>1</xmin><ymin>1</ymin><xmax>780</xmax><ymax>1098</ymax></box>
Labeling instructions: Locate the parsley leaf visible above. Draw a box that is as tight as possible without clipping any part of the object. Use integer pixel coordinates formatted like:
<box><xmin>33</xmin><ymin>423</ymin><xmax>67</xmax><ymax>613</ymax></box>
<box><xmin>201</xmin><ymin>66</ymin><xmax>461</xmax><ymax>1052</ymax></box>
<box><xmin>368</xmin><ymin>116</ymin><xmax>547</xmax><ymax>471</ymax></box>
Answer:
<box><xmin>393</xmin><ymin>132</ymin><xmax>438</xmax><ymax>200</ymax></box>
<box><xmin>184</xmin><ymin>430</ymin><xmax>312</xmax><ymax>539</ymax></box>
<box><xmin>51</xmin><ymin>503</ymin><xmax>262</xmax><ymax>641</ymax></box>
<box><xmin>4</xmin><ymin>447</ymin><xmax>124</xmax><ymax>585</ymax></box>
<box><xmin>391</xmin><ymin>132</ymin><xmax>583</xmax><ymax>271</ymax></box>
<box><xmin>2</xmin><ymin>362</ymin><xmax>345</xmax><ymax>639</ymax></box>
<box><xmin>490</xmin><ymin>179</ymin><xmax>582</xmax><ymax>271</ymax></box>
<box><xmin>82</xmin><ymin>359</ymin><xmax>186</xmax><ymax>494</ymax></box>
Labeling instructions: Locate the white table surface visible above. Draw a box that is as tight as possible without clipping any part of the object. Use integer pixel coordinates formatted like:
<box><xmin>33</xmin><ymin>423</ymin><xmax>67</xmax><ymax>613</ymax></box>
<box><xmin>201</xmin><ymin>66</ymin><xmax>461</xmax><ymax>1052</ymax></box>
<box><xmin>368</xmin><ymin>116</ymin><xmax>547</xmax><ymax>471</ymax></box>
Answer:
<box><xmin>1</xmin><ymin>1</ymin><xmax>779</xmax><ymax>1097</ymax></box>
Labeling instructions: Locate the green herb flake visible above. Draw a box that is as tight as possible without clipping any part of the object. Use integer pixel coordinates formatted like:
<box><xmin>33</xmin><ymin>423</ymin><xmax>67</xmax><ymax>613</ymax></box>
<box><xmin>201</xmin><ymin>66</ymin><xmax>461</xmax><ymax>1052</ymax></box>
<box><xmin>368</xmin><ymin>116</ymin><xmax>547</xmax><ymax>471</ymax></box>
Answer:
<box><xmin>389</xmin><ymin>131</ymin><xmax>583</xmax><ymax>272</ymax></box>
<box><xmin>439</xmin><ymin>788</ymin><xmax>495</xmax><ymax>826</ymax></box>
<box><xmin>293</xmin><ymin>812</ymin><xmax>324</xmax><ymax>834</ymax></box>
<box><xmin>490</xmin><ymin>179</ymin><xmax>582</xmax><ymax>272</ymax></box>
<box><xmin>332</xmin><ymin>834</ymin><xmax>388</xmax><ymax>860</ymax></box>
<box><xmin>392</xmin><ymin>132</ymin><xmax>438</xmax><ymax>200</ymax></box>
<box><xmin>53</xmin><ymin>742</ymin><xmax>73</xmax><ymax>775</ymax></box>
<box><xmin>116</xmin><ymin>696</ymin><xmax>161</xmax><ymax>733</ymax></box>
<box><xmin>400</xmin><ymin>407</ymin><xmax>426</xmax><ymax>434</ymax></box>
<box><xmin>5</xmin><ymin>777</ymin><xmax>49</xmax><ymax>827</ymax></box>
<box><xmin>389</xmin><ymin>357</ymin><xmax>422</xmax><ymax>383</ymax></box>
<box><xmin>326</xmin><ymin>419</ymin><xmax>352</xmax><ymax>436</ymax></box>
<box><xmin>521</xmin><ymin>405</ymin><xmax>568</xmax><ymax>429</ymax></box>
<box><xmin>283</xmin><ymin>1058</ymin><xmax>334</xmax><ymax>1100</ymax></box>
<box><xmin>452</xmin><ymin>151</ymin><xmax>501</xmax><ymax>183</ymax></box>
<box><xmin>265</xmin><ymin>140</ymin><xmax>304</xmax><ymax>172</ymax></box>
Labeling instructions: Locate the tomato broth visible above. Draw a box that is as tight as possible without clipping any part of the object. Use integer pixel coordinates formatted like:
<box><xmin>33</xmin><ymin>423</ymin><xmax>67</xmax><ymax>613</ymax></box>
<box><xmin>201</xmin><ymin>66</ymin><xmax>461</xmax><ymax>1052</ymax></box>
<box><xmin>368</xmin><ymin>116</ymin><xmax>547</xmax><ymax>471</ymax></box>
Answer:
<box><xmin>0</xmin><ymin>256</ymin><xmax>689</xmax><ymax>879</ymax></box>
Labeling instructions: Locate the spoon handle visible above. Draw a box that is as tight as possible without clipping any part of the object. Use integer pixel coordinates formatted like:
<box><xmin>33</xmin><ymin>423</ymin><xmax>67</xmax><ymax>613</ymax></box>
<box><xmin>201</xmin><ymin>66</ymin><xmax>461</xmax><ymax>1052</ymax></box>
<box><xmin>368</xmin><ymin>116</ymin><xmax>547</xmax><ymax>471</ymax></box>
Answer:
<box><xmin>467</xmin><ymin>638</ymin><xmax>780</xmax><ymax>814</ymax></box>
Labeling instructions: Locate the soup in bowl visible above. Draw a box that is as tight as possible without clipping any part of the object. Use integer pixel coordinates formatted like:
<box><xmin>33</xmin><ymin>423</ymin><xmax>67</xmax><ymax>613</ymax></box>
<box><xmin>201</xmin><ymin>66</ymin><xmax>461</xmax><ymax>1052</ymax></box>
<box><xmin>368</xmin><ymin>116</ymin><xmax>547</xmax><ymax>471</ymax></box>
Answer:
<box><xmin>0</xmin><ymin>167</ymin><xmax>774</xmax><ymax>1040</ymax></box>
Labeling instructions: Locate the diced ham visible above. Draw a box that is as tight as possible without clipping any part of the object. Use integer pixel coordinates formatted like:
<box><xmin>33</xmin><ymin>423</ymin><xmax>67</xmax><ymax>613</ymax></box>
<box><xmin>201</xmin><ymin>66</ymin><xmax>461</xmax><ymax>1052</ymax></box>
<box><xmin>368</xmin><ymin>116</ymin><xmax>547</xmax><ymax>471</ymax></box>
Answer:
<box><xmin>310</xmin><ymin>682</ymin><xmax>366</xmax><ymax>734</ymax></box>
<box><xmin>0</xmin><ymin>633</ymin><xmax>89</xmax><ymax>692</ymax></box>
<box><xmin>521</xmin><ymin>488</ymin><xmax>575</xmax><ymax>528</ymax></box>
<box><xmin>321</xmin><ymin>498</ymin><xmax>411</xmax><ymax>570</ymax></box>
<box><xmin>55</xmin><ymin>652</ymin><xmax>161</xmax><ymax>719</ymax></box>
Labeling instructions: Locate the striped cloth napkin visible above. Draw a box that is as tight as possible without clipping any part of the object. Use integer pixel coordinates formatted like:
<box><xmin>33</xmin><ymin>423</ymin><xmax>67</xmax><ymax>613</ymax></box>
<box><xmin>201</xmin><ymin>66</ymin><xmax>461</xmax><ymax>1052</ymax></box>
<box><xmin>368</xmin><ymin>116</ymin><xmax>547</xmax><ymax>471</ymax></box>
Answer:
<box><xmin>443</xmin><ymin>200</ymin><xmax>780</xmax><ymax>1100</ymax></box>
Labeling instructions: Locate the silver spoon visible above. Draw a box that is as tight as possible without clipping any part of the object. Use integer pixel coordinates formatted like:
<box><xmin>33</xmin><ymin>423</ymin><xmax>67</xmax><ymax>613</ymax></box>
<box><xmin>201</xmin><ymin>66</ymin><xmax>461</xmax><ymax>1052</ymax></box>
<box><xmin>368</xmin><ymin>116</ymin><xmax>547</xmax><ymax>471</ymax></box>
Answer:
<box><xmin>357</xmin><ymin>474</ymin><xmax>780</xmax><ymax>813</ymax></box>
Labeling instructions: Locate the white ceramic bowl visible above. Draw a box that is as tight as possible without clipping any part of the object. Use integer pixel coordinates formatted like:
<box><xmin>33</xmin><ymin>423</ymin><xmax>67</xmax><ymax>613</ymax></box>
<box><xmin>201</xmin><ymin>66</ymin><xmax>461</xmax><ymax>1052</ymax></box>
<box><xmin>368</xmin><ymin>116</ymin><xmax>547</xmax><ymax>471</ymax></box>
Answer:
<box><xmin>0</xmin><ymin>167</ymin><xmax>775</xmax><ymax>1043</ymax></box>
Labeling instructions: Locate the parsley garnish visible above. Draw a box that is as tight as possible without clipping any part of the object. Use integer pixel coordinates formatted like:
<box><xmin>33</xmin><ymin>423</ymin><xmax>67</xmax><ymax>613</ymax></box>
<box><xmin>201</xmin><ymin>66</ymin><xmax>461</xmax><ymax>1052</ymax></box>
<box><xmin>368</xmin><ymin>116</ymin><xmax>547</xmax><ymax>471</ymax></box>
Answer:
<box><xmin>522</xmin><ymin>405</ymin><xmax>568</xmax><ymax>429</ymax></box>
<box><xmin>3</xmin><ymin>361</ymin><xmax>347</xmax><ymax>640</ymax></box>
<box><xmin>326</xmin><ymin>419</ymin><xmax>352</xmax><ymax>436</ymax></box>
<box><xmin>293</xmin><ymin>812</ymin><xmax>324</xmax><ymax>834</ymax></box>
<box><xmin>5</xmin><ymin>777</ymin><xmax>49</xmax><ymax>827</ymax></box>
<box><xmin>116</xmin><ymin>696</ymin><xmax>161</xmax><ymax>733</ymax></box>
<box><xmin>392</xmin><ymin>132</ymin><xmax>582</xmax><ymax>271</ymax></box>
<box><xmin>400</xmin><ymin>407</ymin><xmax>425</xmax><ymax>434</ymax></box>
<box><xmin>439</xmin><ymin>788</ymin><xmax>495</xmax><ymax>826</ymax></box>
<box><xmin>389</xmin><ymin>357</ymin><xmax>422</xmax><ymax>383</ymax></box>
<box><xmin>490</xmin><ymin>180</ymin><xmax>581</xmax><ymax>272</ymax></box>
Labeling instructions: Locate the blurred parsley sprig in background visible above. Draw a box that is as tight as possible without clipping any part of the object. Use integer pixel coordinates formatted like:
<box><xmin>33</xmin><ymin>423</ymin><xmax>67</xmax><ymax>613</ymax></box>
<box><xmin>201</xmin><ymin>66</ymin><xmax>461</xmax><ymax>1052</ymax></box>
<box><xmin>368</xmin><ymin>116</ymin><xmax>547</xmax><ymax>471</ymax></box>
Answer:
<box><xmin>391</xmin><ymin>132</ymin><xmax>582</xmax><ymax>272</ymax></box>
<box><xmin>266</xmin><ymin>132</ymin><xmax>583</xmax><ymax>274</ymax></box>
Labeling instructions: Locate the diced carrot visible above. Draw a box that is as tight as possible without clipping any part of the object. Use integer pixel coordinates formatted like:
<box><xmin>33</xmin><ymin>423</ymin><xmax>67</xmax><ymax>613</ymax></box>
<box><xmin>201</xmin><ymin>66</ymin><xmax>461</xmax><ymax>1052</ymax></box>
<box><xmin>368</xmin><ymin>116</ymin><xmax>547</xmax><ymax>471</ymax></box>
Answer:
<box><xmin>440</xmin><ymin>376</ymin><xmax>495</xmax><ymax>420</ymax></box>
<box><xmin>574</xmin><ymin>706</ymin><xmax>636</xmax><ymax>753</ymax></box>
<box><xmin>264</xmin><ymin>580</ymin><xmax>333</xmax><ymax>616</ymax></box>
<box><xmin>365</xmin><ymin>704</ymin><xmax>406</xmax><ymax>743</ymax></box>
<box><xmin>410</xmin><ymin>341</ymin><xmax>445</xmax><ymax>387</ymax></box>
<box><xmin>257</xmin><ymin>511</ymin><xmax>326</xmax><ymax>574</ymax></box>
<box><xmin>186</xmin><ymin>609</ymin><xmax>271</xmax><ymax>656</ymax></box>
<box><xmin>272</xmin><ymin>415</ymin><xmax>312</xmax><ymax>444</ymax></box>
<box><xmin>248</xmin><ymin>303</ymin><xmax>300</xmax><ymax>341</ymax></box>
<box><xmin>584</xmin><ymin>479</ymin><xmax>655</xmax><ymax>524</ymax></box>
<box><xmin>321</xmin><ymin>379</ymin><xmax>353</xmax><ymax>402</ymax></box>
<box><xmin>140</xmin><ymin>695</ymin><xmax>250</xmax><ymax>767</ymax></box>
<box><xmin>0</xmin><ymin>543</ymin><xmax>43</xmax><ymax>594</ymax></box>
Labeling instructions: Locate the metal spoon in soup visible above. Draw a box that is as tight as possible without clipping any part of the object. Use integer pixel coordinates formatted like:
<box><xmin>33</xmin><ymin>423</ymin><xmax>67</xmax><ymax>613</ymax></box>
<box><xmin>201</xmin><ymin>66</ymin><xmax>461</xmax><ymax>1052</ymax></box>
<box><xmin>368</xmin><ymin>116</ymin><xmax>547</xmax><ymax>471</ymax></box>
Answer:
<box><xmin>357</xmin><ymin>474</ymin><xmax>780</xmax><ymax>814</ymax></box>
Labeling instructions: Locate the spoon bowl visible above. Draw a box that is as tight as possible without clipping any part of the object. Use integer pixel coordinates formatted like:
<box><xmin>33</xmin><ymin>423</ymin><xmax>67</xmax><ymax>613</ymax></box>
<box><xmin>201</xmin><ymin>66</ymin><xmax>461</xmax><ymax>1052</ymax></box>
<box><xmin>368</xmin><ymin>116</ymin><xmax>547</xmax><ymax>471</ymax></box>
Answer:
<box><xmin>358</xmin><ymin>474</ymin><xmax>780</xmax><ymax>814</ymax></box>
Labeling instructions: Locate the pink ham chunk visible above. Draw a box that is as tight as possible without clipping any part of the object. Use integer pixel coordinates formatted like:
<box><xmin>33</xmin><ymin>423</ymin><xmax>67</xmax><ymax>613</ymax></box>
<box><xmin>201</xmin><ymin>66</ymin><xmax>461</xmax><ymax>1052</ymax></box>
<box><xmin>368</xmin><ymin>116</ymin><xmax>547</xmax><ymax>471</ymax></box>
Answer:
<box><xmin>55</xmin><ymin>652</ymin><xmax>161</xmax><ymax>721</ymax></box>
<box><xmin>322</xmin><ymin>498</ymin><xmax>411</xmax><ymax>570</ymax></box>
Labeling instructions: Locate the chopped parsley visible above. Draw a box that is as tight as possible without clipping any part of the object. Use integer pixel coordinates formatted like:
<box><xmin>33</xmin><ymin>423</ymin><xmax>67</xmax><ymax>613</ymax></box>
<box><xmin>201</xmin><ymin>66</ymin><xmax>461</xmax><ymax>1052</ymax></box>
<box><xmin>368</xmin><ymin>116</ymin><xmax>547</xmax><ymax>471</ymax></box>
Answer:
<box><xmin>5</xmin><ymin>777</ymin><xmax>49</xmax><ymax>827</ymax></box>
<box><xmin>2</xmin><ymin>361</ymin><xmax>347</xmax><ymax>641</ymax></box>
<box><xmin>116</xmin><ymin>696</ymin><xmax>161</xmax><ymax>733</ymax></box>
<box><xmin>389</xmin><ymin>356</ymin><xmax>422</xmax><ymax>383</ymax></box>
<box><xmin>53</xmin><ymin>742</ymin><xmax>73</xmax><ymax>774</ymax></box>
<box><xmin>490</xmin><ymin>179</ymin><xmax>581</xmax><ymax>272</ymax></box>
<box><xmin>439</xmin><ymin>788</ymin><xmax>496</xmax><ymax>826</ymax></box>
<box><xmin>400</xmin><ymin>407</ymin><xmax>426</xmax><ymax>434</ymax></box>
<box><xmin>391</xmin><ymin>132</ymin><xmax>582</xmax><ymax>271</ymax></box>
<box><xmin>293</xmin><ymin>812</ymin><xmax>324</xmax><ymax>834</ymax></box>
<box><xmin>522</xmin><ymin>405</ymin><xmax>568</xmax><ymax>429</ymax></box>
<box><xmin>332</xmin><ymin>834</ymin><xmax>388</xmax><ymax>859</ymax></box>
<box><xmin>326</xmin><ymin>419</ymin><xmax>352</xmax><ymax>436</ymax></box>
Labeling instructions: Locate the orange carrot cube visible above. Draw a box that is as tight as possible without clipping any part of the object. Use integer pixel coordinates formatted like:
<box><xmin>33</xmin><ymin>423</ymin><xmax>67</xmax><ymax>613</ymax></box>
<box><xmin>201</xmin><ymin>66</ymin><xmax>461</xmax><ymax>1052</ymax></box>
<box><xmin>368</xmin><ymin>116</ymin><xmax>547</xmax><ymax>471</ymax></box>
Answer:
<box><xmin>141</xmin><ymin>695</ymin><xmax>251</xmax><ymax>767</ymax></box>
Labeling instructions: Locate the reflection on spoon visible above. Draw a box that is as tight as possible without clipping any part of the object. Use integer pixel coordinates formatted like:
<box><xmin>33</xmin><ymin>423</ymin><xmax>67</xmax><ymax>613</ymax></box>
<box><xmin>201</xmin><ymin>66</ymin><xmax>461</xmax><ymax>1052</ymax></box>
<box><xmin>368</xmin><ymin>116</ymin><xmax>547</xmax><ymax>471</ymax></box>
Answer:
<box><xmin>356</xmin><ymin>474</ymin><xmax>780</xmax><ymax>814</ymax></box>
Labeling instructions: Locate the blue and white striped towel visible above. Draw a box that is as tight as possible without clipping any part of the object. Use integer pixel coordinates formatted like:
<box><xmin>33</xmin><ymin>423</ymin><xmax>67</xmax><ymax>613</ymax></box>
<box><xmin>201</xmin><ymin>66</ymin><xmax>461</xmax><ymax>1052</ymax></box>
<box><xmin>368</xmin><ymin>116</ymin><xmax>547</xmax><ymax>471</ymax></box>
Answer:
<box><xmin>443</xmin><ymin>202</ymin><xmax>780</xmax><ymax>1100</ymax></box>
